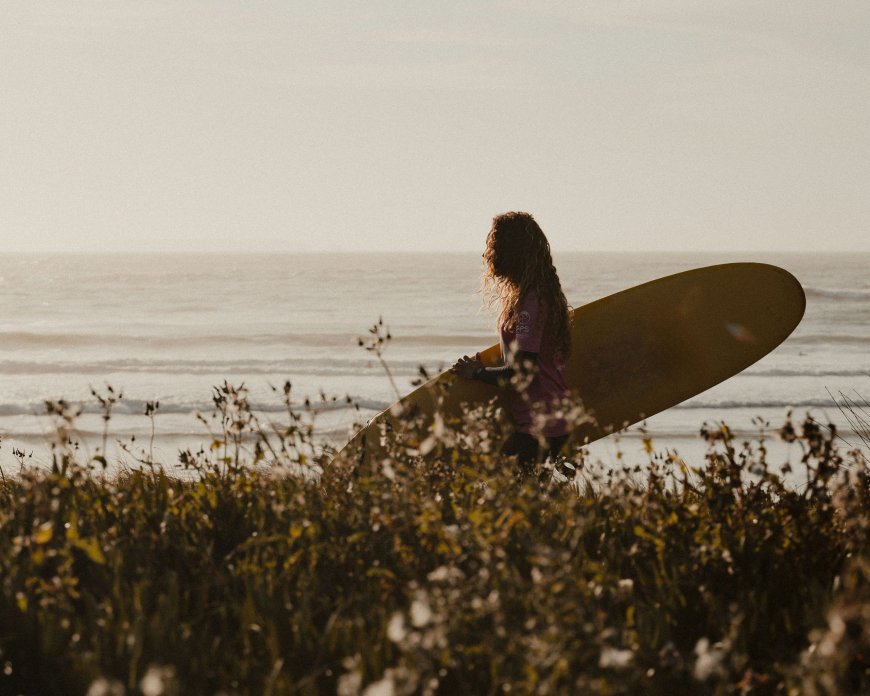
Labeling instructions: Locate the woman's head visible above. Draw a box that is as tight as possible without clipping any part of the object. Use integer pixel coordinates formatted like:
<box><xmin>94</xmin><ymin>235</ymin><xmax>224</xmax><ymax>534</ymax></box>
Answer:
<box><xmin>483</xmin><ymin>212</ymin><xmax>552</xmax><ymax>283</ymax></box>
<box><xmin>482</xmin><ymin>211</ymin><xmax>572</xmax><ymax>357</ymax></box>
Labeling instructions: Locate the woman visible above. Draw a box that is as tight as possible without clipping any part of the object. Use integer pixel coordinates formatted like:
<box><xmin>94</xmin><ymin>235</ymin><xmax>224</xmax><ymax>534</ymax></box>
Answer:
<box><xmin>452</xmin><ymin>211</ymin><xmax>573</xmax><ymax>475</ymax></box>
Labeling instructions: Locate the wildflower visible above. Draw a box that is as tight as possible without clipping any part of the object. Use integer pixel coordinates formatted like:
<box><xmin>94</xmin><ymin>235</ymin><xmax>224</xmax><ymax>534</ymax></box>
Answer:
<box><xmin>362</xmin><ymin>677</ymin><xmax>395</xmax><ymax>696</ymax></box>
<box><xmin>426</xmin><ymin>565</ymin><xmax>463</xmax><ymax>583</ymax></box>
<box><xmin>410</xmin><ymin>597</ymin><xmax>433</xmax><ymax>628</ymax></box>
<box><xmin>599</xmin><ymin>647</ymin><xmax>634</xmax><ymax>670</ymax></box>
<box><xmin>338</xmin><ymin>656</ymin><xmax>363</xmax><ymax>696</ymax></box>
<box><xmin>86</xmin><ymin>678</ymin><xmax>125</xmax><ymax>696</ymax></box>
<box><xmin>694</xmin><ymin>638</ymin><xmax>727</xmax><ymax>681</ymax></box>
<box><xmin>381</xmin><ymin>460</ymin><xmax>396</xmax><ymax>481</ymax></box>
<box><xmin>139</xmin><ymin>665</ymin><xmax>177</xmax><ymax>696</ymax></box>
<box><xmin>387</xmin><ymin>612</ymin><xmax>407</xmax><ymax>643</ymax></box>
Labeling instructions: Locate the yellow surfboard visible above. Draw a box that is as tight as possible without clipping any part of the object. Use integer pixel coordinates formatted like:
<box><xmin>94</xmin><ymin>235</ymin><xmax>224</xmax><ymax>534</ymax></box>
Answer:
<box><xmin>341</xmin><ymin>263</ymin><xmax>805</xmax><ymax>462</ymax></box>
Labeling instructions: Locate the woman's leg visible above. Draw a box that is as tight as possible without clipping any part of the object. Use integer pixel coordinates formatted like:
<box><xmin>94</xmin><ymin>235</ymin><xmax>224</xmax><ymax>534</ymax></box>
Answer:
<box><xmin>545</xmin><ymin>434</ymin><xmax>569</xmax><ymax>461</ymax></box>
<box><xmin>502</xmin><ymin>432</ymin><xmax>571</xmax><ymax>480</ymax></box>
<box><xmin>501</xmin><ymin>432</ymin><xmax>540</xmax><ymax>477</ymax></box>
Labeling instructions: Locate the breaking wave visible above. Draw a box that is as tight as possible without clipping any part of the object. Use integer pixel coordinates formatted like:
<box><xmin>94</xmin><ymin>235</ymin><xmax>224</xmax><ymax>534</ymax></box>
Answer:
<box><xmin>805</xmin><ymin>286</ymin><xmax>870</xmax><ymax>302</ymax></box>
<box><xmin>0</xmin><ymin>357</ymin><xmax>442</xmax><ymax>376</ymax></box>
<box><xmin>0</xmin><ymin>396</ymin><xmax>390</xmax><ymax>419</ymax></box>
<box><xmin>675</xmin><ymin>398</ymin><xmax>835</xmax><ymax>410</ymax></box>
<box><xmin>0</xmin><ymin>331</ymin><xmax>491</xmax><ymax>350</ymax></box>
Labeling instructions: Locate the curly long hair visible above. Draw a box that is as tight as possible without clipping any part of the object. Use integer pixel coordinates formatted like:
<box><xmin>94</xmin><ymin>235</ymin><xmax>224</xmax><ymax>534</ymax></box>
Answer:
<box><xmin>482</xmin><ymin>211</ymin><xmax>572</xmax><ymax>359</ymax></box>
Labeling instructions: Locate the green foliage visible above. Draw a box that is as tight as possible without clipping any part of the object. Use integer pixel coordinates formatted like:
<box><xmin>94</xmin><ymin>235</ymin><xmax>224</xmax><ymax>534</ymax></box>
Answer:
<box><xmin>0</xmin><ymin>388</ymin><xmax>868</xmax><ymax>695</ymax></box>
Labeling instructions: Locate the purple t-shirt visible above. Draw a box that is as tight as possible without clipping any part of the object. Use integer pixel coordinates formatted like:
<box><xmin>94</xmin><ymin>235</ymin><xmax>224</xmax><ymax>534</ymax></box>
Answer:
<box><xmin>499</xmin><ymin>293</ymin><xmax>570</xmax><ymax>438</ymax></box>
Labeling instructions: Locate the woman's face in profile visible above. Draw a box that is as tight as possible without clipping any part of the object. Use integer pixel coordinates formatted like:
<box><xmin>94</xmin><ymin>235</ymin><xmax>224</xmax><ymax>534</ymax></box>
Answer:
<box><xmin>488</xmin><ymin>234</ymin><xmax>520</xmax><ymax>280</ymax></box>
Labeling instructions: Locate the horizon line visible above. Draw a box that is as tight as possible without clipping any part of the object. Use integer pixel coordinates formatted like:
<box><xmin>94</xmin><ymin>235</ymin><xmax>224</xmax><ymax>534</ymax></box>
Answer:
<box><xmin>2</xmin><ymin>249</ymin><xmax>868</xmax><ymax>256</ymax></box>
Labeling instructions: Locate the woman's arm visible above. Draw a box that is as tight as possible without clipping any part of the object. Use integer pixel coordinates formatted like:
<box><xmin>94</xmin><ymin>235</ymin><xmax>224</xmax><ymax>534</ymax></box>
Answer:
<box><xmin>469</xmin><ymin>350</ymin><xmax>539</xmax><ymax>388</ymax></box>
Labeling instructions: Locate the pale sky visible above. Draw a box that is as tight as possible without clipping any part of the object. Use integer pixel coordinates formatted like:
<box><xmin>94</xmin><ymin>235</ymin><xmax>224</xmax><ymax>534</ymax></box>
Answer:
<box><xmin>1</xmin><ymin>1</ymin><xmax>868</xmax><ymax>253</ymax></box>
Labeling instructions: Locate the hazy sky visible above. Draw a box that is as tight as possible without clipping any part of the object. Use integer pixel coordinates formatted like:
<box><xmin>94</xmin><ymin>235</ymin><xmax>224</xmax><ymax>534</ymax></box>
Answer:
<box><xmin>2</xmin><ymin>1</ymin><xmax>868</xmax><ymax>253</ymax></box>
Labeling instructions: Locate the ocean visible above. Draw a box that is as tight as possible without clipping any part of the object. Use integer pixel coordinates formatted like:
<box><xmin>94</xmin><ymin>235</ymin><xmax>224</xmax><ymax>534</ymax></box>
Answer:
<box><xmin>1</xmin><ymin>252</ymin><xmax>868</xmax><ymax>472</ymax></box>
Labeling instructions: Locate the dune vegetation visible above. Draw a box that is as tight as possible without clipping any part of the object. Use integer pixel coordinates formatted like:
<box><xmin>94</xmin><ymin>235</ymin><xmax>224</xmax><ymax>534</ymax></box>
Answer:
<box><xmin>1</xmin><ymin>337</ymin><xmax>869</xmax><ymax>695</ymax></box>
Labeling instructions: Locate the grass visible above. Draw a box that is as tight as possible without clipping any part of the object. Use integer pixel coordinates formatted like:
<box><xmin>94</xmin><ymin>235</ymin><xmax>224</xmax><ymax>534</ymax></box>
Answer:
<box><xmin>0</xmin><ymin>343</ymin><xmax>869</xmax><ymax>695</ymax></box>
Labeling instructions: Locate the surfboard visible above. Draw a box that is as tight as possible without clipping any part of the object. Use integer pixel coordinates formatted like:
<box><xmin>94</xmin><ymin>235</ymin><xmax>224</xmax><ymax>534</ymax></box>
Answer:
<box><xmin>340</xmin><ymin>263</ymin><xmax>805</xmax><ymax>463</ymax></box>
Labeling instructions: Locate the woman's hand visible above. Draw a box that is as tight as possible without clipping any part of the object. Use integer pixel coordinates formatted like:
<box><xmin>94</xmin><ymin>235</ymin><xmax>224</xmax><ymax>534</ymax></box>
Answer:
<box><xmin>451</xmin><ymin>354</ymin><xmax>482</xmax><ymax>380</ymax></box>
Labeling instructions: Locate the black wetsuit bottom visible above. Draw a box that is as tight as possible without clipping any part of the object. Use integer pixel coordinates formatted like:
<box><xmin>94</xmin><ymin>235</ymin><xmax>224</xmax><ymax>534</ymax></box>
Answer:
<box><xmin>501</xmin><ymin>432</ymin><xmax>569</xmax><ymax>476</ymax></box>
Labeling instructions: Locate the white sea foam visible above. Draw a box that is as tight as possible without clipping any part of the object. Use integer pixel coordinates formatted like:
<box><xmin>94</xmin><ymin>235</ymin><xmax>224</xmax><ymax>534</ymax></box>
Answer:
<box><xmin>804</xmin><ymin>286</ymin><xmax>870</xmax><ymax>302</ymax></box>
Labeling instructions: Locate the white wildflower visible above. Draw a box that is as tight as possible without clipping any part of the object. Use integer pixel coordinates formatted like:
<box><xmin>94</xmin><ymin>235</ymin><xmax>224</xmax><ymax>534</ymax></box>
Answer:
<box><xmin>337</xmin><ymin>655</ymin><xmax>363</xmax><ymax>696</ymax></box>
<box><xmin>387</xmin><ymin>612</ymin><xmax>407</xmax><ymax>643</ymax></box>
<box><xmin>410</xmin><ymin>597</ymin><xmax>433</xmax><ymax>627</ymax></box>
<box><xmin>139</xmin><ymin>665</ymin><xmax>176</xmax><ymax>696</ymax></box>
<box><xmin>599</xmin><ymin>647</ymin><xmax>634</xmax><ymax>670</ymax></box>
<box><xmin>694</xmin><ymin>638</ymin><xmax>727</xmax><ymax>681</ymax></box>
<box><xmin>86</xmin><ymin>678</ymin><xmax>125</xmax><ymax>696</ymax></box>
<box><xmin>362</xmin><ymin>676</ymin><xmax>395</xmax><ymax>696</ymax></box>
<box><xmin>381</xmin><ymin>460</ymin><xmax>396</xmax><ymax>481</ymax></box>
<box><xmin>426</xmin><ymin>565</ymin><xmax>464</xmax><ymax>583</ymax></box>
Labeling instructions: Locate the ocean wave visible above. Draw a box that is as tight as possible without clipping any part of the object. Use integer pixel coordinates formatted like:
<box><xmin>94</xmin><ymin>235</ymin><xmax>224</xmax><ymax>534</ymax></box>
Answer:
<box><xmin>675</xmin><ymin>399</ymin><xmax>835</xmax><ymax>410</ymax></box>
<box><xmin>3</xmin><ymin>424</ymin><xmax>362</xmax><ymax>441</ymax></box>
<box><xmin>0</xmin><ymin>357</ymin><xmax>443</xmax><ymax>376</ymax></box>
<box><xmin>786</xmin><ymin>334</ymin><xmax>870</xmax><ymax>346</ymax></box>
<box><xmin>742</xmin><ymin>368</ymin><xmax>870</xmax><ymax>378</ymax></box>
<box><xmin>805</xmin><ymin>286</ymin><xmax>870</xmax><ymax>302</ymax></box>
<box><xmin>8</xmin><ymin>359</ymin><xmax>864</xmax><ymax>381</ymax></box>
<box><xmin>0</xmin><ymin>394</ymin><xmax>837</xmax><ymax>419</ymax></box>
<box><xmin>0</xmin><ymin>331</ymin><xmax>491</xmax><ymax>350</ymax></box>
<box><xmin>0</xmin><ymin>396</ymin><xmax>390</xmax><ymax>419</ymax></box>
